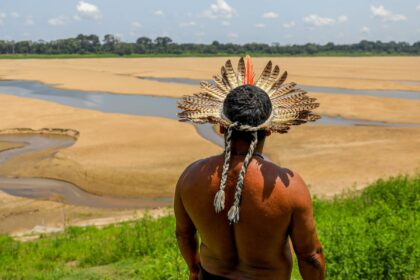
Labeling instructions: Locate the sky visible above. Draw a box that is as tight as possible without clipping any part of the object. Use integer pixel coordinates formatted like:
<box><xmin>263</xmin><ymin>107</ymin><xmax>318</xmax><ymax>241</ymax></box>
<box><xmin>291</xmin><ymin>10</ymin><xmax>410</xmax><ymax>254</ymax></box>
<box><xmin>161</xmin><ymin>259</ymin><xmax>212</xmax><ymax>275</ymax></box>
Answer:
<box><xmin>0</xmin><ymin>0</ymin><xmax>419</xmax><ymax>44</ymax></box>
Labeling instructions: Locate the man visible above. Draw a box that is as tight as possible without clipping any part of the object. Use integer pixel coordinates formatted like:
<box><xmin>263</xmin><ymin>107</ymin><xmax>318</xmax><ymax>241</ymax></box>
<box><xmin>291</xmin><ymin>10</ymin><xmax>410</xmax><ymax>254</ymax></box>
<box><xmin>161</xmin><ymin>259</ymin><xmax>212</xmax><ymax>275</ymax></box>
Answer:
<box><xmin>175</xmin><ymin>56</ymin><xmax>325</xmax><ymax>279</ymax></box>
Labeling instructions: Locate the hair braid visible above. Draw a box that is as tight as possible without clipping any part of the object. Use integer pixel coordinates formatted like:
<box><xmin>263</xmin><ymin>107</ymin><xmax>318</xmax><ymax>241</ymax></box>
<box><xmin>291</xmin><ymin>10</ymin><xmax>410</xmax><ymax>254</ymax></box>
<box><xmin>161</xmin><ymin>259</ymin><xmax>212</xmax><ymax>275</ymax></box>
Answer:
<box><xmin>227</xmin><ymin>131</ymin><xmax>258</xmax><ymax>224</ymax></box>
<box><xmin>213</xmin><ymin>123</ymin><xmax>236</xmax><ymax>213</ymax></box>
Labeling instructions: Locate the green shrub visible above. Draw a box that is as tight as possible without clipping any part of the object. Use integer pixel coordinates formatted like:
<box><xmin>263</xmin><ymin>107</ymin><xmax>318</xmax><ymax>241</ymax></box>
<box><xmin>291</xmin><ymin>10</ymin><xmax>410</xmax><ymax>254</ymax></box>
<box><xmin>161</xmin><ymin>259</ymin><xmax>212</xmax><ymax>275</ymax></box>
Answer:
<box><xmin>314</xmin><ymin>175</ymin><xmax>420</xmax><ymax>279</ymax></box>
<box><xmin>0</xmin><ymin>175</ymin><xmax>418</xmax><ymax>279</ymax></box>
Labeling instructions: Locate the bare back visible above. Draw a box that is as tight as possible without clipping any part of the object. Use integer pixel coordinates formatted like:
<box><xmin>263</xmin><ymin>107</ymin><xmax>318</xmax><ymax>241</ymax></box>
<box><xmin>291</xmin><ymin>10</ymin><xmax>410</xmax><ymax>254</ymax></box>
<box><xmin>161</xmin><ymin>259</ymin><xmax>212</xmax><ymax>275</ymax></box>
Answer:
<box><xmin>175</xmin><ymin>154</ymin><xmax>324</xmax><ymax>280</ymax></box>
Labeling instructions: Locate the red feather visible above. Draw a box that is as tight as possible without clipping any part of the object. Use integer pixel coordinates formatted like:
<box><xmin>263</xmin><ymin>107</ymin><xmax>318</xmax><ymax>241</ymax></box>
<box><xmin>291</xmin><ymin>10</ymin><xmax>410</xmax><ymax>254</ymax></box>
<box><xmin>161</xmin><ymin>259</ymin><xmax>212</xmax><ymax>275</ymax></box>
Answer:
<box><xmin>244</xmin><ymin>55</ymin><xmax>254</xmax><ymax>85</ymax></box>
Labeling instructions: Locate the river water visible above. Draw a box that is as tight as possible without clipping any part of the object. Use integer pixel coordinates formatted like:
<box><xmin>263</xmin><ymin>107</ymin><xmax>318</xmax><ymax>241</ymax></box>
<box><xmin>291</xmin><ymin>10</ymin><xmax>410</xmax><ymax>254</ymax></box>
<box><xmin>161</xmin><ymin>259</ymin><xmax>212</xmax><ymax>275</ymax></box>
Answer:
<box><xmin>138</xmin><ymin>76</ymin><xmax>420</xmax><ymax>100</ymax></box>
<box><xmin>0</xmin><ymin>79</ymin><xmax>419</xmax><ymax>208</ymax></box>
<box><xmin>0</xmin><ymin>80</ymin><xmax>418</xmax><ymax>131</ymax></box>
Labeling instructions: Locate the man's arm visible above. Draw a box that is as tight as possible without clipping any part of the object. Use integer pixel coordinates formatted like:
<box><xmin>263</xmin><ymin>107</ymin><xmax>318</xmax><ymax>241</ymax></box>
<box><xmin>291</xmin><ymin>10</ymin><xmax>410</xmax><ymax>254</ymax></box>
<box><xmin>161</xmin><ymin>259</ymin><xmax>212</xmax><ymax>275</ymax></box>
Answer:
<box><xmin>289</xmin><ymin>175</ymin><xmax>325</xmax><ymax>280</ymax></box>
<box><xmin>174</xmin><ymin>171</ymin><xmax>200</xmax><ymax>280</ymax></box>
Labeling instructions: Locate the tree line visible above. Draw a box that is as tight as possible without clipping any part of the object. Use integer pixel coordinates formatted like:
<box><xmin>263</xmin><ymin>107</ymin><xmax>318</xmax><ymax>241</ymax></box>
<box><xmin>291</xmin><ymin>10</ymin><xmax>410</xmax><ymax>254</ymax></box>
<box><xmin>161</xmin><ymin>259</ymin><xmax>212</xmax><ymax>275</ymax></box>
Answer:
<box><xmin>1</xmin><ymin>34</ymin><xmax>419</xmax><ymax>56</ymax></box>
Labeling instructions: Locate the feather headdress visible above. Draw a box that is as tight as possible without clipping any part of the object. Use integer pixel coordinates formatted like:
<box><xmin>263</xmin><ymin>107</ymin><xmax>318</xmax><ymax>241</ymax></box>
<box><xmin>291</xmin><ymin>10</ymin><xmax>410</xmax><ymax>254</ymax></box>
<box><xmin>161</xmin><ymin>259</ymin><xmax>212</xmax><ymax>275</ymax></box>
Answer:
<box><xmin>177</xmin><ymin>56</ymin><xmax>320</xmax><ymax>224</ymax></box>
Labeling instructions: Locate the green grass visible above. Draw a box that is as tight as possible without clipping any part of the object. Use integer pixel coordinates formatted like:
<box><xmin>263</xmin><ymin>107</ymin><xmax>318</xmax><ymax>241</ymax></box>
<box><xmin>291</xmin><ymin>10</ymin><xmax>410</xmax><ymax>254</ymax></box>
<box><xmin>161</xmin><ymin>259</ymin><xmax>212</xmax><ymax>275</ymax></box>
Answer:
<box><xmin>0</xmin><ymin>53</ymin><xmax>419</xmax><ymax>59</ymax></box>
<box><xmin>0</xmin><ymin>175</ymin><xmax>419</xmax><ymax>279</ymax></box>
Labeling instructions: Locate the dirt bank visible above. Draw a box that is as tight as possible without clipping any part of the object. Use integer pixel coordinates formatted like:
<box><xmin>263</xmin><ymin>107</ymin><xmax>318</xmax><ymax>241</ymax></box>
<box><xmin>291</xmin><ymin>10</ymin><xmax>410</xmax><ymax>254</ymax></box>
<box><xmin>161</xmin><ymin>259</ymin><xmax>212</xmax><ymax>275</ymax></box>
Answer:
<box><xmin>0</xmin><ymin>190</ymin><xmax>170</xmax><ymax>236</ymax></box>
<box><xmin>265</xmin><ymin>125</ymin><xmax>420</xmax><ymax>196</ymax></box>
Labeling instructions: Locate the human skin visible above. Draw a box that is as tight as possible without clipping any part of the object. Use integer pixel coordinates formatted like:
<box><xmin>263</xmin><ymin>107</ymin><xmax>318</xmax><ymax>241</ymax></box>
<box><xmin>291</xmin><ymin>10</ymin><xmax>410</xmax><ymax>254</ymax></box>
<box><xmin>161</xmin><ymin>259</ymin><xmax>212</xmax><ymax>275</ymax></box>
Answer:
<box><xmin>175</xmin><ymin>130</ymin><xmax>325</xmax><ymax>280</ymax></box>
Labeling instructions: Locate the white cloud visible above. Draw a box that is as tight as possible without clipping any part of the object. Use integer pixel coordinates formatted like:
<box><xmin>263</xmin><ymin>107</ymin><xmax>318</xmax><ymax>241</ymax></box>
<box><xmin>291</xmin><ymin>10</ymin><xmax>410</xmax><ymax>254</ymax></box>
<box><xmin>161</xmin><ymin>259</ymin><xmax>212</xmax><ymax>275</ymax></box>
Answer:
<box><xmin>11</xmin><ymin>12</ymin><xmax>20</xmax><ymax>18</ymax></box>
<box><xmin>221</xmin><ymin>20</ymin><xmax>230</xmax><ymax>26</ymax></box>
<box><xmin>283</xmin><ymin>21</ymin><xmax>296</xmax><ymax>28</ymax></box>
<box><xmin>416</xmin><ymin>4</ymin><xmax>420</xmax><ymax>11</ymax></box>
<box><xmin>303</xmin><ymin>14</ymin><xmax>335</xmax><ymax>26</ymax></box>
<box><xmin>0</xmin><ymin>12</ymin><xmax>6</xmax><ymax>25</ymax></box>
<box><xmin>203</xmin><ymin>0</ymin><xmax>235</xmax><ymax>19</ymax></box>
<box><xmin>196</xmin><ymin>31</ymin><xmax>205</xmax><ymax>37</ymax></box>
<box><xmin>131</xmin><ymin>21</ymin><xmax>142</xmax><ymax>29</ymax></box>
<box><xmin>361</xmin><ymin>26</ymin><xmax>370</xmax><ymax>33</ymax></box>
<box><xmin>24</xmin><ymin>17</ymin><xmax>35</xmax><ymax>26</ymax></box>
<box><xmin>154</xmin><ymin>10</ymin><xmax>164</xmax><ymax>16</ymax></box>
<box><xmin>76</xmin><ymin>1</ymin><xmax>101</xmax><ymax>20</ymax></box>
<box><xmin>255</xmin><ymin>23</ymin><xmax>265</xmax><ymax>28</ymax></box>
<box><xmin>115</xmin><ymin>33</ymin><xmax>124</xmax><ymax>40</ymax></box>
<box><xmin>180</xmin><ymin>21</ymin><xmax>196</xmax><ymax>27</ymax></box>
<box><xmin>227</xmin><ymin>32</ymin><xmax>238</xmax><ymax>39</ymax></box>
<box><xmin>370</xmin><ymin>5</ymin><xmax>406</xmax><ymax>22</ymax></box>
<box><xmin>338</xmin><ymin>15</ymin><xmax>348</xmax><ymax>23</ymax></box>
<box><xmin>262</xmin><ymin>12</ymin><xmax>279</xmax><ymax>19</ymax></box>
<box><xmin>129</xmin><ymin>31</ymin><xmax>138</xmax><ymax>38</ymax></box>
<box><xmin>48</xmin><ymin>16</ymin><xmax>68</xmax><ymax>26</ymax></box>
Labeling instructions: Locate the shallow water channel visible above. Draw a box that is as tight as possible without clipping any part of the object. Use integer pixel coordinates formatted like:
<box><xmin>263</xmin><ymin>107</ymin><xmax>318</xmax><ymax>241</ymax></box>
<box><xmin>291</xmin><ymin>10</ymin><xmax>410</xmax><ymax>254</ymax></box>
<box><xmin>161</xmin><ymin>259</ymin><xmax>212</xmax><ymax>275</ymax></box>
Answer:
<box><xmin>138</xmin><ymin>76</ymin><xmax>420</xmax><ymax>100</ymax></box>
<box><xmin>0</xmin><ymin>134</ymin><xmax>173</xmax><ymax>208</ymax></box>
<box><xmin>0</xmin><ymin>80</ymin><xmax>418</xmax><ymax>132</ymax></box>
<box><xmin>0</xmin><ymin>80</ymin><xmax>419</xmax><ymax>208</ymax></box>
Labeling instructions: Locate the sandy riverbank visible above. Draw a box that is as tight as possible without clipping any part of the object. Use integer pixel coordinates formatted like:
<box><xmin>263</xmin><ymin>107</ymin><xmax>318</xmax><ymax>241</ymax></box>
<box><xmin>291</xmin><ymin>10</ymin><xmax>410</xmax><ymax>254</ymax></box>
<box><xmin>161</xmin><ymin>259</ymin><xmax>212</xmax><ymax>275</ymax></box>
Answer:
<box><xmin>0</xmin><ymin>190</ymin><xmax>170</xmax><ymax>235</ymax></box>
<box><xmin>312</xmin><ymin>92</ymin><xmax>420</xmax><ymax>124</ymax></box>
<box><xmin>1</xmin><ymin>57</ymin><xmax>419</xmax><ymax>93</ymax></box>
<box><xmin>0</xmin><ymin>141</ymin><xmax>24</xmax><ymax>152</ymax></box>
<box><xmin>265</xmin><ymin>125</ymin><xmax>420</xmax><ymax>196</ymax></box>
<box><xmin>0</xmin><ymin>93</ymin><xmax>221</xmax><ymax>198</ymax></box>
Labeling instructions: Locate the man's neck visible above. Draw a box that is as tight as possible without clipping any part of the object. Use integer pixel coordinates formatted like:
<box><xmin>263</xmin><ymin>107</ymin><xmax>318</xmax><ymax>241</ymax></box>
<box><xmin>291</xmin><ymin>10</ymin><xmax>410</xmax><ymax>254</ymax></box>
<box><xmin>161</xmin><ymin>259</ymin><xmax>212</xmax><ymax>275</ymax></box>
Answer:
<box><xmin>230</xmin><ymin>138</ymin><xmax>265</xmax><ymax>155</ymax></box>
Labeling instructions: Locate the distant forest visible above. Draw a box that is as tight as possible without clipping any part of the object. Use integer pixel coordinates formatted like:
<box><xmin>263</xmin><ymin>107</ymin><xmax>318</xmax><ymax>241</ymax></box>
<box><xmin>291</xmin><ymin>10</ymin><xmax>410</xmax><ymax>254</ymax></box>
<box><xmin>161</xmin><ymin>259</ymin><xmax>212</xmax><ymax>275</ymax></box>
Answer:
<box><xmin>1</xmin><ymin>34</ymin><xmax>420</xmax><ymax>56</ymax></box>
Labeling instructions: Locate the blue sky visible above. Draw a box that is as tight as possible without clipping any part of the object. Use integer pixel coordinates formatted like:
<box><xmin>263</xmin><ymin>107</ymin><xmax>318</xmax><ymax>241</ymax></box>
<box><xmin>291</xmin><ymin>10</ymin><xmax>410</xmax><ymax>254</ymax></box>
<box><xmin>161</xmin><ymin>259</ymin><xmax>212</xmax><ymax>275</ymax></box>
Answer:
<box><xmin>0</xmin><ymin>0</ymin><xmax>419</xmax><ymax>44</ymax></box>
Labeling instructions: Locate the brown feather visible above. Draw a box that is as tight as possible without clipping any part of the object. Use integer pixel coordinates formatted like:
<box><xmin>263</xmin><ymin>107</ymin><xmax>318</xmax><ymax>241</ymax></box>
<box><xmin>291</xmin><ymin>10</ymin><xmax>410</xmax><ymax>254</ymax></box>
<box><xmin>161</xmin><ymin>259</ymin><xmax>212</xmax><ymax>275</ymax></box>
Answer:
<box><xmin>224</xmin><ymin>60</ymin><xmax>239</xmax><ymax>88</ymax></box>
<box><xmin>221</xmin><ymin>67</ymin><xmax>233</xmax><ymax>90</ymax></box>
<box><xmin>270</xmin><ymin>124</ymin><xmax>290</xmax><ymax>134</ymax></box>
<box><xmin>268</xmin><ymin>71</ymin><xmax>288</xmax><ymax>95</ymax></box>
<box><xmin>272</xmin><ymin>99</ymin><xmax>308</xmax><ymax>107</ymax></box>
<box><xmin>200</xmin><ymin>81</ymin><xmax>228</xmax><ymax>100</ymax></box>
<box><xmin>178</xmin><ymin>104</ymin><xmax>221</xmax><ymax>114</ymax></box>
<box><xmin>178</xmin><ymin>110</ymin><xmax>220</xmax><ymax>121</ymax></box>
<box><xmin>263</xmin><ymin>65</ymin><xmax>280</xmax><ymax>91</ymax></box>
<box><xmin>181</xmin><ymin>94</ymin><xmax>223</xmax><ymax>107</ymax></box>
<box><xmin>211</xmin><ymin>76</ymin><xmax>230</xmax><ymax>94</ymax></box>
<box><xmin>255</xmin><ymin>61</ymin><xmax>272</xmax><ymax>90</ymax></box>
<box><xmin>178</xmin><ymin>100</ymin><xmax>221</xmax><ymax>111</ymax></box>
<box><xmin>237</xmin><ymin>57</ymin><xmax>245</xmax><ymax>85</ymax></box>
<box><xmin>271</xmin><ymin>89</ymin><xmax>308</xmax><ymax>103</ymax></box>
<box><xmin>288</xmin><ymin>102</ymin><xmax>320</xmax><ymax>111</ymax></box>
<box><xmin>269</xmin><ymin>82</ymin><xmax>297</xmax><ymax>98</ymax></box>
<box><xmin>272</xmin><ymin>109</ymin><xmax>300</xmax><ymax>123</ymax></box>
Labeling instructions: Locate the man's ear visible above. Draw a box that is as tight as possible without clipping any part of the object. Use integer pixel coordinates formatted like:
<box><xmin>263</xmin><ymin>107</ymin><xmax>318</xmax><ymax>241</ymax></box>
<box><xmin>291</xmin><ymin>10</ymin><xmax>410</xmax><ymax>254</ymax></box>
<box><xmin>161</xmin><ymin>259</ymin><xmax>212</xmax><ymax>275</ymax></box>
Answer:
<box><xmin>219</xmin><ymin>125</ymin><xmax>226</xmax><ymax>134</ymax></box>
<box><xmin>265</xmin><ymin>130</ymin><xmax>272</xmax><ymax>137</ymax></box>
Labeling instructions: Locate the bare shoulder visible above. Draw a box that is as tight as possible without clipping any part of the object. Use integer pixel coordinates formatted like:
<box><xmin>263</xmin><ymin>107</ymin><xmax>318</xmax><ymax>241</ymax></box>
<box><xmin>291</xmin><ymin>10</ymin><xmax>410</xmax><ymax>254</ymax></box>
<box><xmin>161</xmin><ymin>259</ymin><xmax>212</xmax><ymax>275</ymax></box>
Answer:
<box><xmin>181</xmin><ymin>155</ymin><xmax>220</xmax><ymax>175</ymax></box>
<box><xmin>258</xmin><ymin>160</ymin><xmax>304</xmax><ymax>187</ymax></box>
<box><xmin>261</xmin><ymin>160</ymin><xmax>311</xmax><ymax>200</ymax></box>
<box><xmin>277</xmin><ymin>167</ymin><xmax>312</xmax><ymax>208</ymax></box>
<box><xmin>176</xmin><ymin>155</ymin><xmax>222</xmax><ymax>188</ymax></box>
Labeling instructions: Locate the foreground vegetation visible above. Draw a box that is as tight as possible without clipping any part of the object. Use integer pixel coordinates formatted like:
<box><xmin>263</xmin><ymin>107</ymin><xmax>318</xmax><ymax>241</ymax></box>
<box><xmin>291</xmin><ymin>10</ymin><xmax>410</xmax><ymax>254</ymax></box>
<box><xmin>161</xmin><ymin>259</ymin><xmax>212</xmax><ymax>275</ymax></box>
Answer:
<box><xmin>1</xmin><ymin>34</ymin><xmax>419</xmax><ymax>57</ymax></box>
<box><xmin>0</xmin><ymin>175</ymin><xmax>418</xmax><ymax>279</ymax></box>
